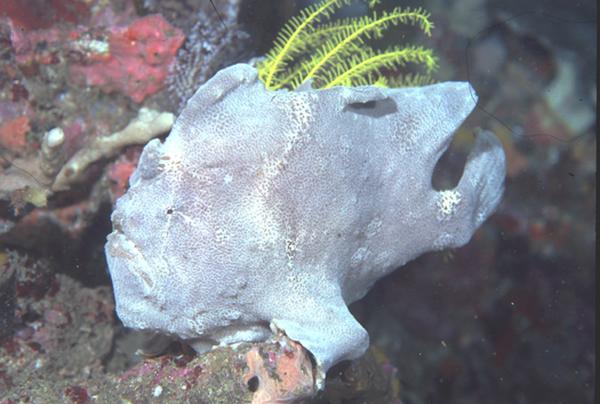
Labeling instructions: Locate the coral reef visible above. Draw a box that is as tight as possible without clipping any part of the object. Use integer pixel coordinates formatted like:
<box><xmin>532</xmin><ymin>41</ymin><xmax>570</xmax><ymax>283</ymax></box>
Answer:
<box><xmin>0</xmin><ymin>252</ymin><xmax>114</xmax><ymax>399</ymax></box>
<box><xmin>52</xmin><ymin>108</ymin><xmax>174</xmax><ymax>191</ymax></box>
<box><xmin>0</xmin><ymin>5</ymin><xmax>181</xmax><ymax>210</ymax></box>
<box><xmin>0</xmin><ymin>251</ymin><xmax>401</xmax><ymax>402</ymax></box>
<box><xmin>69</xmin><ymin>14</ymin><xmax>184</xmax><ymax>103</ymax></box>
<box><xmin>0</xmin><ymin>0</ymin><xmax>91</xmax><ymax>30</ymax></box>
<box><xmin>0</xmin><ymin>0</ymin><xmax>595</xmax><ymax>402</ymax></box>
<box><xmin>0</xmin><ymin>108</ymin><xmax>173</xmax><ymax>212</ymax></box>
<box><xmin>8</xmin><ymin>12</ymin><xmax>184</xmax><ymax>103</ymax></box>
<box><xmin>39</xmin><ymin>128</ymin><xmax>66</xmax><ymax>178</ymax></box>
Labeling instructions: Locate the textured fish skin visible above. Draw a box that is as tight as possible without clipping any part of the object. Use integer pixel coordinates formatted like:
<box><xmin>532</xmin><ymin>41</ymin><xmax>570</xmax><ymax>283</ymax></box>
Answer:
<box><xmin>105</xmin><ymin>63</ymin><xmax>506</xmax><ymax>379</ymax></box>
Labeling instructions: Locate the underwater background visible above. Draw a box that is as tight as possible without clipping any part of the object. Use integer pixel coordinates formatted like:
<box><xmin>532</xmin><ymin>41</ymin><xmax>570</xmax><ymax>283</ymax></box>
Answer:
<box><xmin>0</xmin><ymin>0</ymin><xmax>595</xmax><ymax>403</ymax></box>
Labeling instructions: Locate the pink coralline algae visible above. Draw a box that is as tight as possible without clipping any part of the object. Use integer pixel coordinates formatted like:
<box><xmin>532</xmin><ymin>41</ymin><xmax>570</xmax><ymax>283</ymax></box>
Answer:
<box><xmin>0</xmin><ymin>0</ymin><xmax>90</xmax><ymax>31</ymax></box>
<box><xmin>106</xmin><ymin>150</ymin><xmax>141</xmax><ymax>200</ymax></box>
<box><xmin>0</xmin><ymin>115</ymin><xmax>30</xmax><ymax>153</ymax></box>
<box><xmin>8</xmin><ymin>23</ymin><xmax>64</xmax><ymax>66</ymax></box>
<box><xmin>70</xmin><ymin>15</ymin><xmax>185</xmax><ymax>103</ymax></box>
<box><xmin>7</xmin><ymin>12</ymin><xmax>184</xmax><ymax>103</ymax></box>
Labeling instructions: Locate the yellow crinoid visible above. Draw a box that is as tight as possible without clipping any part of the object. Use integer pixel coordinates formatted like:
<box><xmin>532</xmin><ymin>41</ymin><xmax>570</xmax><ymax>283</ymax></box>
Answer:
<box><xmin>257</xmin><ymin>0</ymin><xmax>438</xmax><ymax>90</ymax></box>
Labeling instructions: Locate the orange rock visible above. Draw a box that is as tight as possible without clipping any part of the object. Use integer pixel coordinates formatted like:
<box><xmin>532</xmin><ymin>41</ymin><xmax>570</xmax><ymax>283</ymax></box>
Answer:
<box><xmin>107</xmin><ymin>159</ymin><xmax>137</xmax><ymax>199</ymax></box>
<box><xmin>0</xmin><ymin>115</ymin><xmax>30</xmax><ymax>152</ymax></box>
<box><xmin>243</xmin><ymin>336</ymin><xmax>316</xmax><ymax>403</ymax></box>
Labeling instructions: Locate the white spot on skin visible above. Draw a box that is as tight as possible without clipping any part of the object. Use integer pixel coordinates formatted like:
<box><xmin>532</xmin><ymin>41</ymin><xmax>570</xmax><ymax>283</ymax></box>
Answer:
<box><xmin>224</xmin><ymin>173</ymin><xmax>233</xmax><ymax>184</ymax></box>
<box><xmin>366</xmin><ymin>217</ymin><xmax>382</xmax><ymax>238</ymax></box>
<box><xmin>350</xmin><ymin>246</ymin><xmax>369</xmax><ymax>267</ymax></box>
<box><xmin>437</xmin><ymin>190</ymin><xmax>462</xmax><ymax>221</ymax></box>
<box><xmin>433</xmin><ymin>232</ymin><xmax>454</xmax><ymax>250</ymax></box>
<box><xmin>285</xmin><ymin>237</ymin><xmax>297</xmax><ymax>268</ymax></box>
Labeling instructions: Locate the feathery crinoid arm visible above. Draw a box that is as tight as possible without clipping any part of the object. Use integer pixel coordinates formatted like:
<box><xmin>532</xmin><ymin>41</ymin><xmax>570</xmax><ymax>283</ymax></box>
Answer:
<box><xmin>257</xmin><ymin>1</ymin><xmax>437</xmax><ymax>91</ymax></box>
<box><xmin>259</xmin><ymin>0</ymin><xmax>353</xmax><ymax>90</ymax></box>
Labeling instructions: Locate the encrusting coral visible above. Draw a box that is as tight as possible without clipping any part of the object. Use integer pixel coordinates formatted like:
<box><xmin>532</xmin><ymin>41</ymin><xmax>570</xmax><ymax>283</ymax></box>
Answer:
<box><xmin>39</xmin><ymin>128</ymin><xmax>66</xmax><ymax>178</ymax></box>
<box><xmin>0</xmin><ymin>108</ymin><xmax>173</xmax><ymax>212</ymax></box>
<box><xmin>52</xmin><ymin>108</ymin><xmax>174</xmax><ymax>191</ymax></box>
